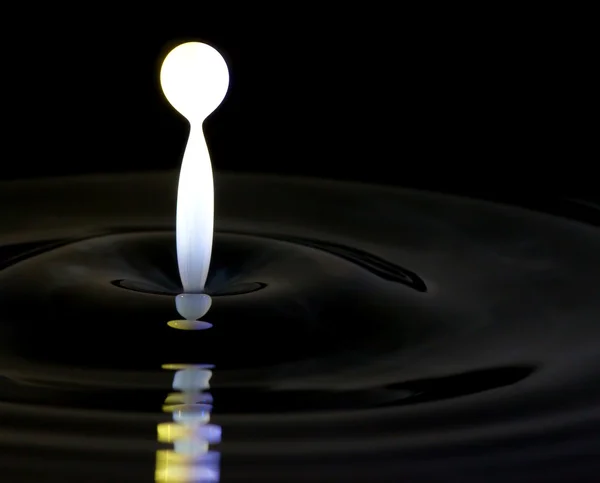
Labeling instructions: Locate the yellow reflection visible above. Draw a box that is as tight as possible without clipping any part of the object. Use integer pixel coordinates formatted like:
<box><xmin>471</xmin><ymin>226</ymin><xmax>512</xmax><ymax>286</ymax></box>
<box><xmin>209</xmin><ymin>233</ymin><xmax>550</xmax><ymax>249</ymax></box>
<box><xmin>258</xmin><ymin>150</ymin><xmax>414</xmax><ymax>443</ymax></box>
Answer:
<box><xmin>163</xmin><ymin>392</ymin><xmax>213</xmax><ymax>412</ymax></box>
<box><xmin>162</xmin><ymin>364</ymin><xmax>214</xmax><ymax>370</ymax></box>
<box><xmin>155</xmin><ymin>450</ymin><xmax>220</xmax><ymax>482</ymax></box>
<box><xmin>157</xmin><ymin>422</ymin><xmax>194</xmax><ymax>443</ymax></box>
<box><xmin>164</xmin><ymin>392</ymin><xmax>188</xmax><ymax>409</ymax></box>
<box><xmin>156</xmin><ymin>364</ymin><xmax>221</xmax><ymax>482</ymax></box>
<box><xmin>168</xmin><ymin>320</ymin><xmax>213</xmax><ymax>331</ymax></box>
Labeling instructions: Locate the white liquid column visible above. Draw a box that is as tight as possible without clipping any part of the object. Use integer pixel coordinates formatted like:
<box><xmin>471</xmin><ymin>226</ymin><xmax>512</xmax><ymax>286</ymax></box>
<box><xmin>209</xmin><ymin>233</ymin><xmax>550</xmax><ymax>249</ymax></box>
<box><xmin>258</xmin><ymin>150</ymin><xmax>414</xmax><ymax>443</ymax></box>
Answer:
<box><xmin>160</xmin><ymin>41</ymin><xmax>230</xmax><ymax>321</ymax></box>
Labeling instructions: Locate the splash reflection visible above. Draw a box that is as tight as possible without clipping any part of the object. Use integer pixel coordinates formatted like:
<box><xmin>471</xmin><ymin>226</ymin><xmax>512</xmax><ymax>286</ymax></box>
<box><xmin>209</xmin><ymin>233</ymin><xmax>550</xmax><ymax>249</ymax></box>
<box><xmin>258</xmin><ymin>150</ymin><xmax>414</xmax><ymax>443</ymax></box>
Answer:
<box><xmin>155</xmin><ymin>364</ymin><xmax>221</xmax><ymax>482</ymax></box>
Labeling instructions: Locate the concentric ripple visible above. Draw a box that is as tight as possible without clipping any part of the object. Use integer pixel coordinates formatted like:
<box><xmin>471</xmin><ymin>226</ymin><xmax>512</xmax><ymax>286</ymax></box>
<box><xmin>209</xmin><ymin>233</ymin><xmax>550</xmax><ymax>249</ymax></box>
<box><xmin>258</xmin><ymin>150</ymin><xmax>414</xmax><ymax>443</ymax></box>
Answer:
<box><xmin>1</xmin><ymin>172</ymin><xmax>600</xmax><ymax>482</ymax></box>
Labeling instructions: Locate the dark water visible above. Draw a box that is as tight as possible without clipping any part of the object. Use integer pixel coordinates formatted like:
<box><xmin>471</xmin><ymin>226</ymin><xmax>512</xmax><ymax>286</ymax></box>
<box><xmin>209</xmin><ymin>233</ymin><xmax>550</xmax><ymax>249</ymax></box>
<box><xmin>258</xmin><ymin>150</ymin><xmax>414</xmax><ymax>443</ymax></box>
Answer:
<box><xmin>1</xmin><ymin>172</ymin><xmax>600</xmax><ymax>482</ymax></box>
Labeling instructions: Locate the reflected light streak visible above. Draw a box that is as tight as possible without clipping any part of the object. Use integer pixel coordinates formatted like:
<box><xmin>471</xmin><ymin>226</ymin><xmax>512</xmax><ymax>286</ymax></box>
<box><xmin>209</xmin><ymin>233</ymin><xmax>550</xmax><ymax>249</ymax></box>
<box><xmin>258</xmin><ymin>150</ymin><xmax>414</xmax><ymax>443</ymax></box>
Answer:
<box><xmin>167</xmin><ymin>320</ymin><xmax>213</xmax><ymax>331</ymax></box>
<box><xmin>155</xmin><ymin>365</ymin><xmax>221</xmax><ymax>482</ymax></box>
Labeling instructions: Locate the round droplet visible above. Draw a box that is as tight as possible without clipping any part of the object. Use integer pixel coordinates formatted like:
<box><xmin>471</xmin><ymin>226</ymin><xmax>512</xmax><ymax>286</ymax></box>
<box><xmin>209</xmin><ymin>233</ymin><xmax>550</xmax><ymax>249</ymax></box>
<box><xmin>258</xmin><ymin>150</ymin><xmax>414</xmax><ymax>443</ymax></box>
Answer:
<box><xmin>175</xmin><ymin>293</ymin><xmax>212</xmax><ymax>320</ymax></box>
<box><xmin>160</xmin><ymin>41</ymin><xmax>229</xmax><ymax>123</ymax></box>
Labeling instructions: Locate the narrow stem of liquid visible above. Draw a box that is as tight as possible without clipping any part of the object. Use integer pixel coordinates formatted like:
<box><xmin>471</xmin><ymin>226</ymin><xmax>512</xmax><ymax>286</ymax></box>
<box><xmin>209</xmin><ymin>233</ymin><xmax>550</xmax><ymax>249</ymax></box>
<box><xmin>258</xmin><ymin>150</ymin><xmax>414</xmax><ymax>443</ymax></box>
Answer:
<box><xmin>176</xmin><ymin>123</ymin><xmax>214</xmax><ymax>293</ymax></box>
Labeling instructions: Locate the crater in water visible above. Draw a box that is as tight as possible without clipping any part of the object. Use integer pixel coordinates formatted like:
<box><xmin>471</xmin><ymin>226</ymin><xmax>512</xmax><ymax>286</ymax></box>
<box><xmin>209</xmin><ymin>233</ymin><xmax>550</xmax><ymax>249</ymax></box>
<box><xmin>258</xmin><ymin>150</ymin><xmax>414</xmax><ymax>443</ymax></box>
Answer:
<box><xmin>2</xmin><ymin>172</ymin><xmax>600</xmax><ymax>482</ymax></box>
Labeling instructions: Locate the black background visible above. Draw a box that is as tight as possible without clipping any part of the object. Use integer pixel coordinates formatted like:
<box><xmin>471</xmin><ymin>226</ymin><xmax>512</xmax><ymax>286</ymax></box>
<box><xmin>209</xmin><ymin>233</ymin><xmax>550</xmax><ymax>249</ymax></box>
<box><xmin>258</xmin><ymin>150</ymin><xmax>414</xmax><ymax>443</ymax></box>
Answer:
<box><xmin>0</xmin><ymin>7</ymin><xmax>595</xmax><ymax>204</ymax></box>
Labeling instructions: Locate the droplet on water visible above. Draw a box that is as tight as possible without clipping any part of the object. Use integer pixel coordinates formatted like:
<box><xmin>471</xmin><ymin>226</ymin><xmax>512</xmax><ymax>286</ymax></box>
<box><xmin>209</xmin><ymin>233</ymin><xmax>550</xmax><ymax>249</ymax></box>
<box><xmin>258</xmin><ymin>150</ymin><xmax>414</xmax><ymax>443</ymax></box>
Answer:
<box><xmin>175</xmin><ymin>293</ymin><xmax>213</xmax><ymax>320</ymax></box>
